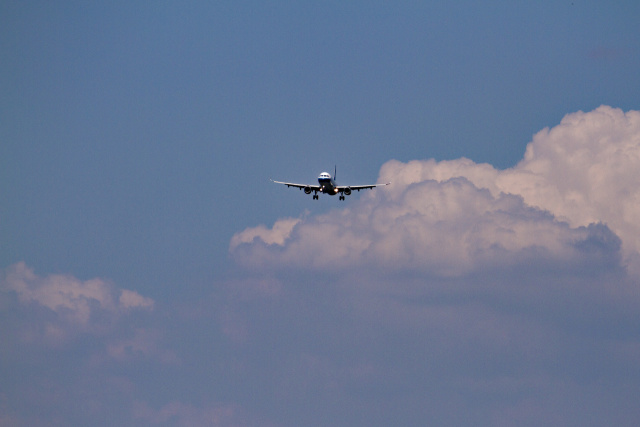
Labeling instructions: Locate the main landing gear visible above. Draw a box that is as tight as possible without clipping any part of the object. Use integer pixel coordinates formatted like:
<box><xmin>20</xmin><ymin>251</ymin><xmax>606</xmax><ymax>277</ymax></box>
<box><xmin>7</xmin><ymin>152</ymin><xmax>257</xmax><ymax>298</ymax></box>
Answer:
<box><xmin>311</xmin><ymin>194</ymin><xmax>345</xmax><ymax>200</ymax></box>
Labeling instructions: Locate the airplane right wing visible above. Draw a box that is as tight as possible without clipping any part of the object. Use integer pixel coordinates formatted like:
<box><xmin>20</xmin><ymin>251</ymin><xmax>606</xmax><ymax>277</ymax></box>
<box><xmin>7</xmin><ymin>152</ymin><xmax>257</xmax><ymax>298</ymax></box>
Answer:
<box><xmin>270</xmin><ymin>179</ymin><xmax>321</xmax><ymax>192</ymax></box>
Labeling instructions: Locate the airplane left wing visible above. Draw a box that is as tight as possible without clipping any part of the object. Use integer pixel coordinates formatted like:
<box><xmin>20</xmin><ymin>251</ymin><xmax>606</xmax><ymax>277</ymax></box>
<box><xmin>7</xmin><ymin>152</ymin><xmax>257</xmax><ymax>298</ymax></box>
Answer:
<box><xmin>337</xmin><ymin>182</ymin><xmax>391</xmax><ymax>192</ymax></box>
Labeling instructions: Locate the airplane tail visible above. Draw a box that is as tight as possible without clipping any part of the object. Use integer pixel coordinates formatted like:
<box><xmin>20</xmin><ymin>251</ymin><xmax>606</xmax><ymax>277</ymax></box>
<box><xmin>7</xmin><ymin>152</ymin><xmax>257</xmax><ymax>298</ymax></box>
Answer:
<box><xmin>334</xmin><ymin>165</ymin><xmax>337</xmax><ymax>181</ymax></box>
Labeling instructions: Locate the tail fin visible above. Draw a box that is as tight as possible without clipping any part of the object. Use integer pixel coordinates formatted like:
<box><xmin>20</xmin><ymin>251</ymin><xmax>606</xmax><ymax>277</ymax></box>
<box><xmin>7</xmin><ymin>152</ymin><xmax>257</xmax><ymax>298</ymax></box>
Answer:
<box><xmin>334</xmin><ymin>165</ymin><xmax>337</xmax><ymax>181</ymax></box>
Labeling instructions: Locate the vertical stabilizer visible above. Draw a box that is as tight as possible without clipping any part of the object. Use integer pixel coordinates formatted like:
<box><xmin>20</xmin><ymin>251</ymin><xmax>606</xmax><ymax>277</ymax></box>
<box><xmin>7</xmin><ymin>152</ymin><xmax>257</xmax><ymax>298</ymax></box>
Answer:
<box><xmin>334</xmin><ymin>165</ymin><xmax>337</xmax><ymax>181</ymax></box>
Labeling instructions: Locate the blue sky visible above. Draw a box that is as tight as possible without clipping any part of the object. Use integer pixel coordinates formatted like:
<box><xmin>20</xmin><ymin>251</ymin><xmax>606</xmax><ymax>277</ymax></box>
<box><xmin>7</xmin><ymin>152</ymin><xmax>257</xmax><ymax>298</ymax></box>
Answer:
<box><xmin>2</xmin><ymin>1</ymin><xmax>640</xmax><ymax>426</ymax></box>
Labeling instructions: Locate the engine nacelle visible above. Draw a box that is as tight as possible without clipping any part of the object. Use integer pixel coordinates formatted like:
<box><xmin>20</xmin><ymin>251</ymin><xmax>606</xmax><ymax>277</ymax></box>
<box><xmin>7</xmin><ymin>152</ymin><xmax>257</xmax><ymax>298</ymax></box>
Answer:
<box><xmin>304</xmin><ymin>186</ymin><xmax>312</xmax><ymax>195</ymax></box>
<box><xmin>343</xmin><ymin>187</ymin><xmax>352</xmax><ymax>196</ymax></box>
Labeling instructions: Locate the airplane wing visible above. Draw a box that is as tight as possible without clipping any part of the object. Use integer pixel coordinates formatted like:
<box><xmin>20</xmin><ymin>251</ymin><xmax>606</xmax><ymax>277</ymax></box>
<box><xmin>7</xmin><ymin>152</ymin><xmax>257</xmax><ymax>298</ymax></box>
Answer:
<box><xmin>337</xmin><ymin>182</ymin><xmax>391</xmax><ymax>192</ymax></box>
<box><xmin>270</xmin><ymin>179</ymin><xmax>321</xmax><ymax>191</ymax></box>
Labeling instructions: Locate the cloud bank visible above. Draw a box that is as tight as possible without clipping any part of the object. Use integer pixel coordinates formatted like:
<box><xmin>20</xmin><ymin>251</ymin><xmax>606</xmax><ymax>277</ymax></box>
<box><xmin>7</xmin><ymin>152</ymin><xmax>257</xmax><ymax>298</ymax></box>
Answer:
<box><xmin>224</xmin><ymin>106</ymin><xmax>640</xmax><ymax>425</ymax></box>
<box><xmin>232</xmin><ymin>106</ymin><xmax>640</xmax><ymax>278</ymax></box>
<box><xmin>4</xmin><ymin>106</ymin><xmax>640</xmax><ymax>426</ymax></box>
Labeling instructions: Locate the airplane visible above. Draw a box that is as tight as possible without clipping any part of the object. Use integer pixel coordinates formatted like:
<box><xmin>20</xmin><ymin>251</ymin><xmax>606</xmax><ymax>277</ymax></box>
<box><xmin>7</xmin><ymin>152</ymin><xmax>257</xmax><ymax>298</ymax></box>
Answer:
<box><xmin>271</xmin><ymin>166</ymin><xmax>390</xmax><ymax>200</ymax></box>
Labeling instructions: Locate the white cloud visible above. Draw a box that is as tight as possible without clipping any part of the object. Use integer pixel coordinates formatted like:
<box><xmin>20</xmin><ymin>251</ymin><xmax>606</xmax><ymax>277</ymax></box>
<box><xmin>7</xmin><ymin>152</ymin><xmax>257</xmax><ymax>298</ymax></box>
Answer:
<box><xmin>119</xmin><ymin>289</ymin><xmax>155</xmax><ymax>310</ymax></box>
<box><xmin>231</xmin><ymin>106</ymin><xmax>639</xmax><ymax>277</ymax></box>
<box><xmin>4</xmin><ymin>262</ymin><xmax>116</xmax><ymax>325</ymax></box>
<box><xmin>232</xmin><ymin>173</ymin><xmax>620</xmax><ymax>278</ymax></box>
<box><xmin>229</xmin><ymin>217</ymin><xmax>301</xmax><ymax>251</ymax></box>
<box><xmin>219</xmin><ymin>104</ymin><xmax>640</xmax><ymax>425</ymax></box>
<box><xmin>1</xmin><ymin>262</ymin><xmax>154</xmax><ymax>343</ymax></box>
<box><xmin>380</xmin><ymin>105</ymin><xmax>640</xmax><ymax>268</ymax></box>
<box><xmin>3</xmin><ymin>262</ymin><xmax>154</xmax><ymax>318</ymax></box>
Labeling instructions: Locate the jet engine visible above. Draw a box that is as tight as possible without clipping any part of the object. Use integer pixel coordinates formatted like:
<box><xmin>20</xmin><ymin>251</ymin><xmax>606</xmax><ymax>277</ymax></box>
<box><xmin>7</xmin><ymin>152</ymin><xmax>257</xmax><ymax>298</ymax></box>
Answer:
<box><xmin>304</xmin><ymin>186</ymin><xmax>312</xmax><ymax>194</ymax></box>
<box><xmin>343</xmin><ymin>187</ymin><xmax>352</xmax><ymax>196</ymax></box>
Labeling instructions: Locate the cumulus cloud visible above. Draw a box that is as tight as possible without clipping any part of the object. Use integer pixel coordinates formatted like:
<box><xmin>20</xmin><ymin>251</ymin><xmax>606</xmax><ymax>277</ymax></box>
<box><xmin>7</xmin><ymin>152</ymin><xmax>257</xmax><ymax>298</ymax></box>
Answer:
<box><xmin>119</xmin><ymin>289</ymin><xmax>155</xmax><ymax>311</ymax></box>
<box><xmin>232</xmin><ymin>106</ymin><xmax>640</xmax><ymax>277</ymax></box>
<box><xmin>382</xmin><ymin>106</ymin><xmax>640</xmax><ymax>264</ymax></box>
<box><xmin>1</xmin><ymin>262</ymin><xmax>154</xmax><ymax>343</ymax></box>
<box><xmin>229</xmin><ymin>217</ymin><xmax>301</xmax><ymax>250</ymax></box>
<box><xmin>227</xmin><ymin>108</ymin><xmax>640</xmax><ymax>407</ymax></box>
<box><xmin>0</xmin><ymin>263</ymin><xmax>178</xmax><ymax>426</ymax></box>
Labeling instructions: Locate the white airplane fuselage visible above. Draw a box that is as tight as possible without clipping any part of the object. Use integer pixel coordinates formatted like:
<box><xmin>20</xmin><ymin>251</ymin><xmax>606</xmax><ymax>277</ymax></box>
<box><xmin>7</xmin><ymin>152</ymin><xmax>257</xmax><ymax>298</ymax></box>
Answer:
<box><xmin>271</xmin><ymin>167</ymin><xmax>388</xmax><ymax>200</ymax></box>
<box><xmin>318</xmin><ymin>172</ymin><xmax>339</xmax><ymax>195</ymax></box>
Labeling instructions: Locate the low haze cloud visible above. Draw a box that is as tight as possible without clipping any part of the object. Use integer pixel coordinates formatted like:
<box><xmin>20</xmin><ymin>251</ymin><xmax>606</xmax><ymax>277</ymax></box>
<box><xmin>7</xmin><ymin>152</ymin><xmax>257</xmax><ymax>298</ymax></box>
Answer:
<box><xmin>0</xmin><ymin>263</ymin><xmax>259</xmax><ymax>426</ymax></box>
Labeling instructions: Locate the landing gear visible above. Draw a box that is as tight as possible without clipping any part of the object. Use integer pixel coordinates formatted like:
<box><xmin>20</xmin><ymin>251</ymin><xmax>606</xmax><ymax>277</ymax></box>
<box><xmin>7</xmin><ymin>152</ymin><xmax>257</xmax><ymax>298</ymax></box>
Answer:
<box><xmin>313</xmin><ymin>194</ymin><xmax>319</xmax><ymax>200</ymax></box>
<box><xmin>339</xmin><ymin>195</ymin><xmax>345</xmax><ymax>200</ymax></box>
